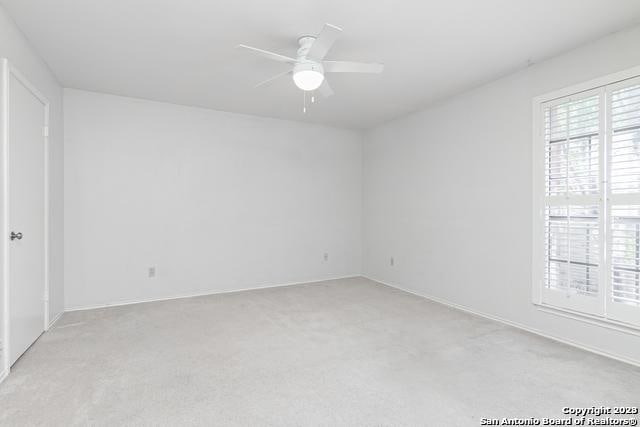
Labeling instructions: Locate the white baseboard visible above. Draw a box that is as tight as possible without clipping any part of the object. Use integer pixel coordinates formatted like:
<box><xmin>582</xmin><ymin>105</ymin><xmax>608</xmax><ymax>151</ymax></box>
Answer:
<box><xmin>65</xmin><ymin>275</ymin><xmax>360</xmax><ymax>312</ymax></box>
<box><xmin>47</xmin><ymin>310</ymin><xmax>64</xmax><ymax>330</ymax></box>
<box><xmin>364</xmin><ymin>275</ymin><xmax>640</xmax><ymax>368</ymax></box>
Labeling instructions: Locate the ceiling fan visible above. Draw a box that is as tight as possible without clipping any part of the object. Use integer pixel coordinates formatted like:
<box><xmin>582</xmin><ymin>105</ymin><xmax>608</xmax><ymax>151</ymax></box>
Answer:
<box><xmin>237</xmin><ymin>23</ymin><xmax>384</xmax><ymax>98</ymax></box>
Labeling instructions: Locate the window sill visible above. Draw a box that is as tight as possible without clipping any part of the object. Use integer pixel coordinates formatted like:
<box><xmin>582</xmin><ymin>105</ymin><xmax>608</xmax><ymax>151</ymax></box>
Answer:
<box><xmin>534</xmin><ymin>302</ymin><xmax>640</xmax><ymax>337</ymax></box>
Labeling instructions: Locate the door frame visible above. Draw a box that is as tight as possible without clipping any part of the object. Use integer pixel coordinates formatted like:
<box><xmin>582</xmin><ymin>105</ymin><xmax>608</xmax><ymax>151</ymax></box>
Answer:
<box><xmin>1</xmin><ymin>58</ymin><xmax>50</xmax><ymax>376</ymax></box>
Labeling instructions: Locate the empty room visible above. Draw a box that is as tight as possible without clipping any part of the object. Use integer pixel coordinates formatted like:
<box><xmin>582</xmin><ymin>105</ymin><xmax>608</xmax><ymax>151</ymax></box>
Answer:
<box><xmin>0</xmin><ymin>0</ymin><xmax>639</xmax><ymax>425</ymax></box>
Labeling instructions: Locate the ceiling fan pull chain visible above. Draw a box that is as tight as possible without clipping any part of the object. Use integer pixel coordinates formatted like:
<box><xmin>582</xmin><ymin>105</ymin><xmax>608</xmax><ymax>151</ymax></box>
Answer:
<box><xmin>303</xmin><ymin>91</ymin><xmax>307</xmax><ymax>113</ymax></box>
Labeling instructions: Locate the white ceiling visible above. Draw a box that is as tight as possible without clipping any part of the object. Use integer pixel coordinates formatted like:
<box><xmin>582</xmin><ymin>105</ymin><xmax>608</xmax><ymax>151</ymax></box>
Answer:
<box><xmin>3</xmin><ymin>0</ymin><xmax>640</xmax><ymax>129</ymax></box>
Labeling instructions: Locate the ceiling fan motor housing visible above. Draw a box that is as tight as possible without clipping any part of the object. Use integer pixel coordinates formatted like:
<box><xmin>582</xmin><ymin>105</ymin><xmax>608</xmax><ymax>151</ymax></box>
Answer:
<box><xmin>297</xmin><ymin>35</ymin><xmax>317</xmax><ymax>58</ymax></box>
<box><xmin>293</xmin><ymin>61</ymin><xmax>324</xmax><ymax>76</ymax></box>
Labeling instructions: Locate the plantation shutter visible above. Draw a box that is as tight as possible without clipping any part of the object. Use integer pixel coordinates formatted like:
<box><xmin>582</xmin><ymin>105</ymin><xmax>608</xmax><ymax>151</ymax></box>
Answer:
<box><xmin>607</xmin><ymin>77</ymin><xmax>640</xmax><ymax>326</ymax></box>
<box><xmin>542</xmin><ymin>90</ymin><xmax>605</xmax><ymax>315</ymax></box>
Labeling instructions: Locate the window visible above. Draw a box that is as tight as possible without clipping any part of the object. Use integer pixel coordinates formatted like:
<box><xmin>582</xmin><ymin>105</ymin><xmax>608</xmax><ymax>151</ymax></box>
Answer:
<box><xmin>533</xmin><ymin>69</ymin><xmax>640</xmax><ymax>328</ymax></box>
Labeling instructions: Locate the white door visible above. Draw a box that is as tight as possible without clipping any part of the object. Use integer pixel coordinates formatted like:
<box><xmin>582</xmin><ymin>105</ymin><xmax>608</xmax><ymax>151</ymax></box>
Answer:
<box><xmin>8</xmin><ymin>71</ymin><xmax>47</xmax><ymax>366</ymax></box>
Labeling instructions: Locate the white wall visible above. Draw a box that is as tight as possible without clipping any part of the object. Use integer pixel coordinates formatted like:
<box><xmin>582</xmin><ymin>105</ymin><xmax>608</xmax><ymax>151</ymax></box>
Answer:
<box><xmin>0</xmin><ymin>5</ymin><xmax>64</xmax><ymax>323</ymax></box>
<box><xmin>363</xmin><ymin>25</ymin><xmax>640</xmax><ymax>365</ymax></box>
<box><xmin>64</xmin><ymin>89</ymin><xmax>362</xmax><ymax>309</ymax></box>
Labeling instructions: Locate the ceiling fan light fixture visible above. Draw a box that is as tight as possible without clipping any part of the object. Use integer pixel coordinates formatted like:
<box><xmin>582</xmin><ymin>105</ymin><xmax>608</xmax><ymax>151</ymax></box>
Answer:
<box><xmin>292</xmin><ymin>62</ymin><xmax>324</xmax><ymax>91</ymax></box>
<box><xmin>238</xmin><ymin>23</ymin><xmax>384</xmax><ymax>101</ymax></box>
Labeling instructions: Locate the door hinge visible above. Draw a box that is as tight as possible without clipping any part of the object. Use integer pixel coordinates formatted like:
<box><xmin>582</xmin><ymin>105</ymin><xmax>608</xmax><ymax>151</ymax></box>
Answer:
<box><xmin>43</xmin><ymin>126</ymin><xmax>49</xmax><ymax>137</ymax></box>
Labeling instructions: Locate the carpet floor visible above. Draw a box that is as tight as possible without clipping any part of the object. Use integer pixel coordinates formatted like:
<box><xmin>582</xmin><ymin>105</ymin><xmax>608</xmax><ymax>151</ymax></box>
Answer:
<box><xmin>0</xmin><ymin>277</ymin><xmax>638</xmax><ymax>426</ymax></box>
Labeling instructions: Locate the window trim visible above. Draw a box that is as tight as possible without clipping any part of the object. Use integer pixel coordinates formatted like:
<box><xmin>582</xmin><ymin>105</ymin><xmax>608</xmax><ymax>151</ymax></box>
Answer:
<box><xmin>532</xmin><ymin>65</ymin><xmax>640</xmax><ymax>332</ymax></box>
<box><xmin>536</xmin><ymin>303</ymin><xmax>640</xmax><ymax>337</ymax></box>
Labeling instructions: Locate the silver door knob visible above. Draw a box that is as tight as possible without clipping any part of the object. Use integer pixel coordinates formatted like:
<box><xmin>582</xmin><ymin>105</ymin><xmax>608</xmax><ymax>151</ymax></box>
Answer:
<box><xmin>10</xmin><ymin>231</ymin><xmax>23</xmax><ymax>241</ymax></box>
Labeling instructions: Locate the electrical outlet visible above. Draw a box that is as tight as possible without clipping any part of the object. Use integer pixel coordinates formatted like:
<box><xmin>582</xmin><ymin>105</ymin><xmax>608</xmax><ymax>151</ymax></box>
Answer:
<box><xmin>148</xmin><ymin>267</ymin><xmax>156</xmax><ymax>278</ymax></box>
<box><xmin>323</xmin><ymin>253</ymin><xmax>329</xmax><ymax>262</ymax></box>
<box><xmin>390</xmin><ymin>257</ymin><xmax>395</xmax><ymax>267</ymax></box>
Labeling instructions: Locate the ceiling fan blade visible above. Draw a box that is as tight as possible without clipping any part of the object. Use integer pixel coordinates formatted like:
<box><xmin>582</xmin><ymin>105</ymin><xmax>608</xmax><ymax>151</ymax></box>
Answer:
<box><xmin>237</xmin><ymin>44</ymin><xmax>297</xmax><ymax>63</ymax></box>
<box><xmin>254</xmin><ymin>70</ymin><xmax>292</xmax><ymax>88</ymax></box>
<box><xmin>323</xmin><ymin>61</ymin><xmax>384</xmax><ymax>73</ymax></box>
<box><xmin>317</xmin><ymin>79</ymin><xmax>334</xmax><ymax>98</ymax></box>
<box><xmin>307</xmin><ymin>23</ymin><xmax>343</xmax><ymax>61</ymax></box>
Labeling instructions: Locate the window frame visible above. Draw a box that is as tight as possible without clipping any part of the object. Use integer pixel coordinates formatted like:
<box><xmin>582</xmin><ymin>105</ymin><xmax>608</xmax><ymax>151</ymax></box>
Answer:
<box><xmin>532</xmin><ymin>65</ymin><xmax>640</xmax><ymax>333</ymax></box>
